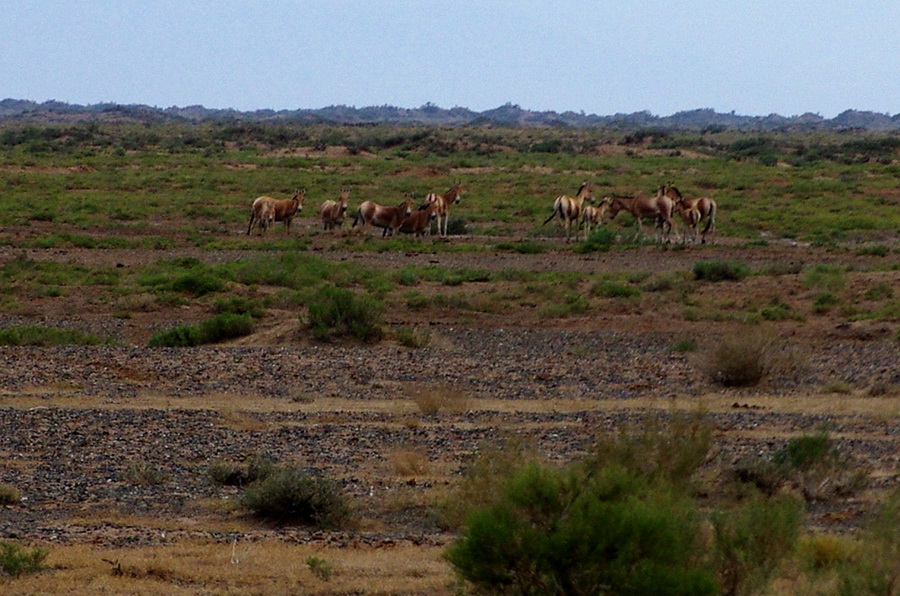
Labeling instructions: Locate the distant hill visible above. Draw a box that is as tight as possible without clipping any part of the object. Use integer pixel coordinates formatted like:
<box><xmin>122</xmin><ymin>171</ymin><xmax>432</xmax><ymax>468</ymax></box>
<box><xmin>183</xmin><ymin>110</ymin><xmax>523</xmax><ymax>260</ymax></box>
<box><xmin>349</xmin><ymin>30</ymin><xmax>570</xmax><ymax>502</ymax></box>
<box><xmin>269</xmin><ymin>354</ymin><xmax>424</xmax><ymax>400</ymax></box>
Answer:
<box><xmin>2</xmin><ymin>98</ymin><xmax>899</xmax><ymax>131</ymax></box>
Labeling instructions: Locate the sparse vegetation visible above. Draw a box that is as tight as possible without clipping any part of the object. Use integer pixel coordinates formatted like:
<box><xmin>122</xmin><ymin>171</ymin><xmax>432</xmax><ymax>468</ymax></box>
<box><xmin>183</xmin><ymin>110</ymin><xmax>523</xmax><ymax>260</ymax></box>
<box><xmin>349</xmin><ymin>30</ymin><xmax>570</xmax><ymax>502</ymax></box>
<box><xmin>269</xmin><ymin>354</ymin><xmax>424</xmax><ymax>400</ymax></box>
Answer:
<box><xmin>0</xmin><ymin>541</ymin><xmax>49</xmax><ymax>578</ymax></box>
<box><xmin>692</xmin><ymin>259</ymin><xmax>751</xmax><ymax>282</ymax></box>
<box><xmin>306</xmin><ymin>285</ymin><xmax>384</xmax><ymax>342</ymax></box>
<box><xmin>148</xmin><ymin>312</ymin><xmax>255</xmax><ymax>347</ymax></box>
<box><xmin>0</xmin><ymin>120</ymin><xmax>896</xmax><ymax>593</ymax></box>
<box><xmin>0</xmin><ymin>325</ymin><xmax>107</xmax><ymax>346</ymax></box>
<box><xmin>0</xmin><ymin>484</ymin><xmax>21</xmax><ymax>505</ymax></box>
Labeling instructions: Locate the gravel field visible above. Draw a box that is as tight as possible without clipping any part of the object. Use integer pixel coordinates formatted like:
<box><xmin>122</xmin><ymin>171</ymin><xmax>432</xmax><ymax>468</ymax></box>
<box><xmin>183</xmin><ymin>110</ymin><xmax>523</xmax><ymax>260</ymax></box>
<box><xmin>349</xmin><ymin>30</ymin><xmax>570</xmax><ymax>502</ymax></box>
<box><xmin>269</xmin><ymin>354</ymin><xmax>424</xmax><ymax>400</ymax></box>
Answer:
<box><xmin>1</xmin><ymin>237</ymin><xmax>898</xmax><ymax>555</ymax></box>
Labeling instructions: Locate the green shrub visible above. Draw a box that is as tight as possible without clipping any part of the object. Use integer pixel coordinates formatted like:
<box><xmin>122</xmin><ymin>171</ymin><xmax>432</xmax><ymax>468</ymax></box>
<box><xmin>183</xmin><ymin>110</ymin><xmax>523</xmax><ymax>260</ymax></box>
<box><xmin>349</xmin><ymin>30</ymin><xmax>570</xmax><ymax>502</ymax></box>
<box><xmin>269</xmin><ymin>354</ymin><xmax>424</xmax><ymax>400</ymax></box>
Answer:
<box><xmin>857</xmin><ymin>245</ymin><xmax>890</xmax><ymax>257</ymax></box>
<box><xmin>712</xmin><ymin>494</ymin><xmax>804</xmax><ymax>596</ymax></box>
<box><xmin>573</xmin><ymin>227</ymin><xmax>616</xmax><ymax>253</ymax></box>
<box><xmin>863</xmin><ymin>282</ymin><xmax>894</xmax><ymax>301</ymax></box>
<box><xmin>306</xmin><ymin>555</ymin><xmax>333</xmax><ymax>581</ymax></box>
<box><xmin>803</xmin><ymin>264</ymin><xmax>847</xmax><ymax>293</ymax></box>
<box><xmin>0</xmin><ymin>325</ymin><xmax>106</xmax><ymax>346</ymax></box>
<box><xmin>813</xmin><ymin>292</ymin><xmax>840</xmax><ymax>313</ymax></box>
<box><xmin>774</xmin><ymin>431</ymin><xmax>841</xmax><ymax>471</ymax></box>
<box><xmin>148</xmin><ymin>313</ymin><xmax>255</xmax><ymax>347</ymax></box>
<box><xmin>444</xmin><ymin>463</ymin><xmax>718</xmax><ymax>596</ymax></box>
<box><xmin>591</xmin><ymin>280</ymin><xmax>640</xmax><ymax>298</ymax></box>
<box><xmin>0</xmin><ymin>541</ymin><xmax>48</xmax><ymax>578</ymax></box>
<box><xmin>670</xmin><ymin>337</ymin><xmax>699</xmax><ymax>353</ymax></box>
<box><xmin>212</xmin><ymin>296</ymin><xmax>265</xmax><ymax>318</ymax></box>
<box><xmin>693</xmin><ymin>259</ymin><xmax>751</xmax><ymax>282</ymax></box>
<box><xmin>306</xmin><ymin>285</ymin><xmax>384</xmax><ymax>342</ymax></box>
<box><xmin>494</xmin><ymin>240</ymin><xmax>547</xmax><ymax>254</ymax></box>
<box><xmin>240</xmin><ymin>466</ymin><xmax>351</xmax><ymax>528</ymax></box>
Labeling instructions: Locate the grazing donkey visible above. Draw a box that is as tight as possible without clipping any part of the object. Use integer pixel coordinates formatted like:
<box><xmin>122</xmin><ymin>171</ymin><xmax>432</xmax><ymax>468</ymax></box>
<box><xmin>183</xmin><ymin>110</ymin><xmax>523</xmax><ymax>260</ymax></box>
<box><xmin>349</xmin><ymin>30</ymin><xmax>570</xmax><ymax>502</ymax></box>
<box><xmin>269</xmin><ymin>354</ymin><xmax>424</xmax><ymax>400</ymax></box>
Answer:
<box><xmin>247</xmin><ymin>189</ymin><xmax>306</xmax><ymax>235</ymax></box>
<box><xmin>398</xmin><ymin>199</ymin><xmax>437</xmax><ymax>237</ymax></box>
<box><xmin>424</xmin><ymin>182</ymin><xmax>465</xmax><ymax>238</ymax></box>
<box><xmin>664</xmin><ymin>184</ymin><xmax>718</xmax><ymax>244</ymax></box>
<box><xmin>320</xmin><ymin>187</ymin><xmax>351</xmax><ymax>231</ymax></box>
<box><xmin>607</xmin><ymin>185</ymin><xmax>675</xmax><ymax>243</ymax></box>
<box><xmin>352</xmin><ymin>194</ymin><xmax>414</xmax><ymax>237</ymax></box>
<box><xmin>543</xmin><ymin>182</ymin><xmax>595</xmax><ymax>242</ymax></box>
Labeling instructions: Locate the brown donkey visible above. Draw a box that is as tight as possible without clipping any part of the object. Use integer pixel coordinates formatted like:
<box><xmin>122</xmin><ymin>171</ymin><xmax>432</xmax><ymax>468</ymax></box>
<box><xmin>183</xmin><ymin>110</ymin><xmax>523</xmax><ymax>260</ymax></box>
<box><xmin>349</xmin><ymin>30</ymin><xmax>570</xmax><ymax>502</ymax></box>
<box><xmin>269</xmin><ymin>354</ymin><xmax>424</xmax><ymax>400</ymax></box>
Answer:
<box><xmin>247</xmin><ymin>189</ymin><xmax>306</xmax><ymax>235</ymax></box>
<box><xmin>352</xmin><ymin>194</ymin><xmax>414</xmax><ymax>237</ymax></box>
<box><xmin>320</xmin><ymin>187</ymin><xmax>351</xmax><ymax>231</ymax></box>
<box><xmin>607</xmin><ymin>186</ymin><xmax>675</xmax><ymax>242</ymax></box>
<box><xmin>664</xmin><ymin>184</ymin><xmax>718</xmax><ymax>244</ymax></box>
<box><xmin>425</xmin><ymin>182</ymin><xmax>464</xmax><ymax>238</ymax></box>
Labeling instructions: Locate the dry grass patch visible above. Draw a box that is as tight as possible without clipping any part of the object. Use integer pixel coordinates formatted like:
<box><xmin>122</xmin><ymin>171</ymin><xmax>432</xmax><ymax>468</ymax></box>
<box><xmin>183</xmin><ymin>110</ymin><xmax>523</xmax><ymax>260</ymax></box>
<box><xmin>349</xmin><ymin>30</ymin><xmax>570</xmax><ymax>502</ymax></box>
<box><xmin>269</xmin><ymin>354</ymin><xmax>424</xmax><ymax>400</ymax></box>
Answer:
<box><xmin>404</xmin><ymin>382</ymin><xmax>470</xmax><ymax>415</ymax></box>
<box><xmin>11</xmin><ymin>540</ymin><xmax>454</xmax><ymax>595</ymax></box>
<box><xmin>389</xmin><ymin>448</ymin><xmax>431</xmax><ymax>477</ymax></box>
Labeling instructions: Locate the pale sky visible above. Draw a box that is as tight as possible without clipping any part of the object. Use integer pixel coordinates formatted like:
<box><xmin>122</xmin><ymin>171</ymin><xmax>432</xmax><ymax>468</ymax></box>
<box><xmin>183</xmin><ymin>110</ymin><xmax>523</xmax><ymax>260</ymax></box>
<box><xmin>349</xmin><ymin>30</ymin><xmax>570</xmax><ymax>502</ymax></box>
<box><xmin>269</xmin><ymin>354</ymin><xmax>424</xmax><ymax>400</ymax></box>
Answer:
<box><xmin>2</xmin><ymin>1</ymin><xmax>898</xmax><ymax>118</ymax></box>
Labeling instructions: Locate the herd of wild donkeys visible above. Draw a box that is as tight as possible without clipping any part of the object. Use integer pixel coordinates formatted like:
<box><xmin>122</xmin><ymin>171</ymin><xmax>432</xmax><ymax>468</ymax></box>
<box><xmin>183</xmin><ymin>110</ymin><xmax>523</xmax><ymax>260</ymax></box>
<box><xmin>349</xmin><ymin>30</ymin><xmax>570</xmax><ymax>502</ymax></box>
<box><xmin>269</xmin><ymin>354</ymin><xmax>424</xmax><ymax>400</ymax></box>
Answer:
<box><xmin>246</xmin><ymin>181</ymin><xmax>717</xmax><ymax>244</ymax></box>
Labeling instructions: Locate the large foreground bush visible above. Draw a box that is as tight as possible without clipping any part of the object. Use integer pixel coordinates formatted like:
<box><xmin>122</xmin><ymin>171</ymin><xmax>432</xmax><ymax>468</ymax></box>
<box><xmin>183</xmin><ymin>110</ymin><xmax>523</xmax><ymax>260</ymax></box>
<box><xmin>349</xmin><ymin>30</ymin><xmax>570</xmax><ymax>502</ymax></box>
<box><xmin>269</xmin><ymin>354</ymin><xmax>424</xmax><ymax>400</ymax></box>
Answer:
<box><xmin>445</xmin><ymin>463</ymin><xmax>718</xmax><ymax>595</ymax></box>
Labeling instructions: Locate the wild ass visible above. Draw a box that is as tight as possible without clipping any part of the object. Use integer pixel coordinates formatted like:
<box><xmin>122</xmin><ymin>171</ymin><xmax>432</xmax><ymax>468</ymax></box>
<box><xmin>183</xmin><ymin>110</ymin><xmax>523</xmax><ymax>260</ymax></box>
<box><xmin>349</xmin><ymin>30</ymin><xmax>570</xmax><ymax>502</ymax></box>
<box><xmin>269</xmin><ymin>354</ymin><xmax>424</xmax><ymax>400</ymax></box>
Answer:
<box><xmin>606</xmin><ymin>185</ymin><xmax>675</xmax><ymax>243</ymax></box>
<box><xmin>352</xmin><ymin>194</ymin><xmax>414</xmax><ymax>237</ymax></box>
<box><xmin>425</xmin><ymin>182</ymin><xmax>464</xmax><ymax>238</ymax></box>
<box><xmin>579</xmin><ymin>197</ymin><xmax>611</xmax><ymax>241</ymax></box>
<box><xmin>542</xmin><ymin>182</ymin><xmax>595</xmax><ymax>242</ymax></box>
<box><xmin>664</xmin><ymin>184</ymin><xmax>718</xmax><ymax>244</ymax></box>
<box><xmin>247</xmin><ymin>189</ymin><xmax>306</xmax><ymax>235</ymax></box>
<box><xmin>398</xmin><ymin>200</ymin><xmax>437</xmax><ymax>237</ymax></box>
<box><xmin>320</xmin><ymin>187</ymin><xmax>351</xmax><ymax>231</ymax></box>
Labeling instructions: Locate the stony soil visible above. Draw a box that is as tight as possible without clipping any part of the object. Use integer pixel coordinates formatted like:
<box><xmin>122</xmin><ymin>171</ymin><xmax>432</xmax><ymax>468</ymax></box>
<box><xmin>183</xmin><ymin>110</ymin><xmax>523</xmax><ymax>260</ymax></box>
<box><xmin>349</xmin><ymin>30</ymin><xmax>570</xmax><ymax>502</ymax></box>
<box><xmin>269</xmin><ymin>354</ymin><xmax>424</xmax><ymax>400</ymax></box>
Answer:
<box><xmin>0</xmin><ymin>223</ymin><xmax>898</xmax><ymax>556</ymax></box>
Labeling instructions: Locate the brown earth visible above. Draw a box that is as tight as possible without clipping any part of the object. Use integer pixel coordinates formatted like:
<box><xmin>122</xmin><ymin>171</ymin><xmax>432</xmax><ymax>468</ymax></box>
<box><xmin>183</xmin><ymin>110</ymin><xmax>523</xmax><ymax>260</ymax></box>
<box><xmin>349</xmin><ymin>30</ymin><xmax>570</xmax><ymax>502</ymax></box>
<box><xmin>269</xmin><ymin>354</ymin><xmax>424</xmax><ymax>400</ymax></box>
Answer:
<box><xmin>0</xmin><ymin>219</ymin><xmax>898</xmax><ymax>592</ymax></box>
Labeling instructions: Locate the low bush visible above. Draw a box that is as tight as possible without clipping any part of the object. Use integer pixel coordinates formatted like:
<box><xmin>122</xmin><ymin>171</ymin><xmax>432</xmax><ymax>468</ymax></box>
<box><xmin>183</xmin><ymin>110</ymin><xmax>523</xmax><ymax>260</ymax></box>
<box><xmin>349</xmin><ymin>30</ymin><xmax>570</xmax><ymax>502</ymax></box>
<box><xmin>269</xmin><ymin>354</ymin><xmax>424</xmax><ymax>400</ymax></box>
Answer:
<box><xmin>0</xmin><ymin>484</ymin><xmax>21</xmax><ymax>505</ymax></box>
<box><xmin>803</xmin><ymin>264</ymin><xmax>847</xmax><ymax>293</ymax></box>
<box><xmin>123</xmin><ymin>462</ymin><xmax>167</xmax><ymax>486</ymax></box>
<box><xmin>692</xmin><ymin>259</ymin><xmax>751</xmax><ymax>282</ymax></box>
<box><xmin>240</xmin><ymin>465</ymin><xmax>351</xmax><ymax>528</ymax></box>
<box><xmin>703</xmin><ymin>327</ymin><xmax>773</xmax><ymax>387</ymax></box>
<box><xmin>0</xmin><ymin>541</ymin><xmax>49</xmax><ymax>578</ymax></box>
<box><xmin>813</xmin><ymin>292</ymin><xmax>840</xmax><ymax>313</ymax></box>
<box><xmin>208</xmin><ymin>454</ymin><xmax>275</xmax><ymax>487</ymax></box>
<box><xmin>0</xmin><ymin>325</ymin><xmax>106</xmax><ymax>346</ymax></box>
<box><xmin>148</xmin><ymin>313</ymin><xmax>255</xmax><ymax>347</ymax></box>
<box><xmin>306</xmin><ymin>285</ymin><xmax>384</xmax><ymax>342</ymax></box>
<box><xmin>573</xmin><ymin>226</ymin><xmax>616</xmax><ymax>253</ymax></box>
<box><xmin>212</xmin><ymin>296</ymin><xmax>265</xmax><ymax>318</ymax></box>
<box><xmin>395</xmin><ymin>326</ymin><xmax>431</xmax><ymax>348</ymax></box>
<box><xmin>591</xmin><ymin>280</ymin><xmax>640</xmax><ymax>298</ymax></box>
<box><xmin>586</xmin><ymin>412</ymin><xmax>714</xmax><ymax>486</ymax></box>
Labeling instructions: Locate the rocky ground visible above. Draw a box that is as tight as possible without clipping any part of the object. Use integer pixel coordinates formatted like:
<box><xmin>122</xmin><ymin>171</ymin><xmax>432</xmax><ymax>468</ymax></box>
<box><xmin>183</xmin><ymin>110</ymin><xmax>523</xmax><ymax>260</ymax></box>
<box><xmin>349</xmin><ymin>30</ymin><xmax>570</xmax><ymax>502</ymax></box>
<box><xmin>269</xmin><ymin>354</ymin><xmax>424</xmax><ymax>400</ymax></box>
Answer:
<box><xmin>0</xmin><ymin>226</ymin><xmax>898</xmax><ymax>555</ymax></box>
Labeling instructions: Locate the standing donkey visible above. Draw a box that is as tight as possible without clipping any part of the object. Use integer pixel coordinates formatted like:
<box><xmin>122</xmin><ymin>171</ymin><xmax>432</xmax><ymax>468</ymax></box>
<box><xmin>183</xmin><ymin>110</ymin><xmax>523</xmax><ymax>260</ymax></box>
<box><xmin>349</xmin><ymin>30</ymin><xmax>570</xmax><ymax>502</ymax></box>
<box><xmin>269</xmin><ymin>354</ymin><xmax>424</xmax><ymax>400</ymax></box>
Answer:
<box><xmin>664</xmin><ymin>184</ymin><xmax>718</xmax><ymax>244</ymax></box>
<box><xmin>606</xmin><ymin>185</ymin><xmax>675</xmax><ymax>243</ymax></box>
<box><xmin>247</xmin><ymin>189</ymin><xmax>306</xmax><ymax>235</ymax></box>
<box><xmin>543</xmin><ymin>182</ymin><xmax>595</xmax><ymax>242</ymax></box>
<box><xmin>425</xmin><ymin>182</ymin><xmax>465</xmax><ymax>238</ymax></box>
<box><xmin>320</xmin><ymin>187</ymin><xmax>351</xmax><ymax>231</ymax></box>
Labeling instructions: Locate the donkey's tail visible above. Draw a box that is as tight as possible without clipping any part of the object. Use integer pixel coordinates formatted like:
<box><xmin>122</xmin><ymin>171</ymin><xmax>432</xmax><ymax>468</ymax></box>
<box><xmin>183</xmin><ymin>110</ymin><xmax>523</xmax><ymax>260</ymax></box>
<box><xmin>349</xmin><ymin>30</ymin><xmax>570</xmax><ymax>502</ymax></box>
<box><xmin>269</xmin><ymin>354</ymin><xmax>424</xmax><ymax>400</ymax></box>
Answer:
<box><xmin>702</xmin><ymin>202</ymin><xmax>716</xmax><ymax>234</ymax></box>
